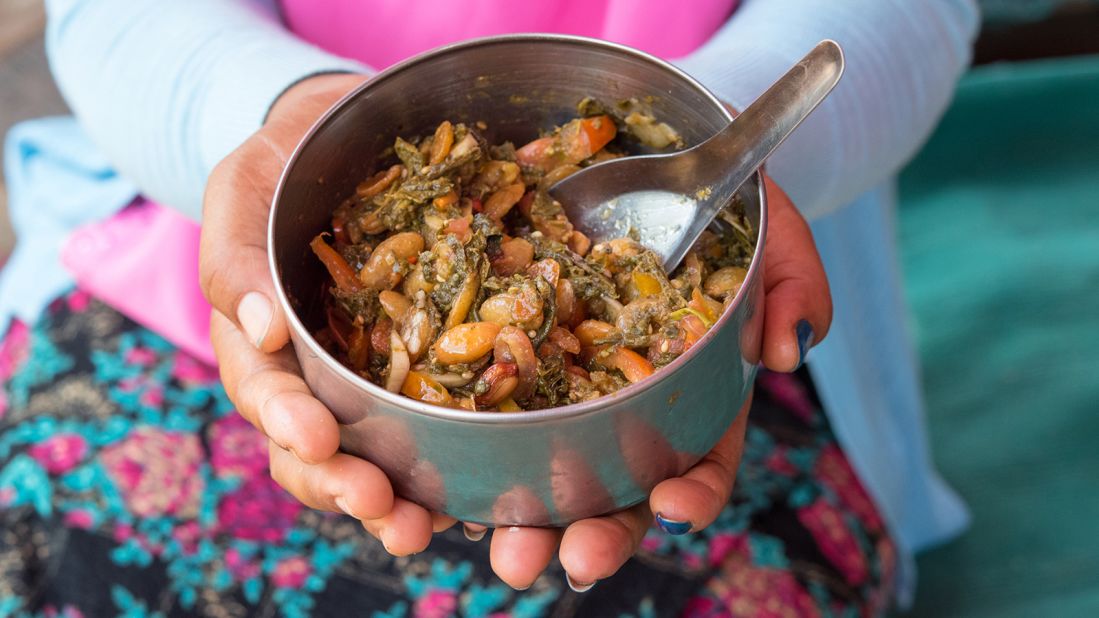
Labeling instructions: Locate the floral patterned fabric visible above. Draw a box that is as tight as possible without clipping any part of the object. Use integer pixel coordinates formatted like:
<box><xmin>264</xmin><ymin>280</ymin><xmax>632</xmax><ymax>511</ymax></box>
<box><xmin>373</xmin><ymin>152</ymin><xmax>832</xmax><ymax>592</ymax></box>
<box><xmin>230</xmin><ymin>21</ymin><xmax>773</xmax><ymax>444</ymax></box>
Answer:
<box><xmin>0</xmin><ymin>289</ymin><xmax>895</xmax><ymax>617</ymax></box>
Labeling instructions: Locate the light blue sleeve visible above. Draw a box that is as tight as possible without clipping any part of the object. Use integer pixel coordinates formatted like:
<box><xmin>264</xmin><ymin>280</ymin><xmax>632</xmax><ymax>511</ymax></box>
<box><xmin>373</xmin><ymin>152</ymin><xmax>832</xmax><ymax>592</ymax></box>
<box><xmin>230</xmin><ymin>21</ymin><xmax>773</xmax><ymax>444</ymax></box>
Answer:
<box><xmin>677</xmin><ymin>0</ymin><xmax>980</xmax><ymax>220</ymax></box>
<box><xmin>44</xmin><ymin>0</ymin><xmax>370</xmax><ymax>221</ymax></box>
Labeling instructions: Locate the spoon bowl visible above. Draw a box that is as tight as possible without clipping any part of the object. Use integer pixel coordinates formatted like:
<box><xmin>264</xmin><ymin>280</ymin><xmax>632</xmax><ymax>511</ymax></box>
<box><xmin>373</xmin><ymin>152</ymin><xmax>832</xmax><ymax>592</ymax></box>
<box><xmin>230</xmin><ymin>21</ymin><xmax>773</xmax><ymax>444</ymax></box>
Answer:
<box><xmin>551</xmin><ymin>40</ymin><xmax>845</xmax><ymax>270</ymax></box>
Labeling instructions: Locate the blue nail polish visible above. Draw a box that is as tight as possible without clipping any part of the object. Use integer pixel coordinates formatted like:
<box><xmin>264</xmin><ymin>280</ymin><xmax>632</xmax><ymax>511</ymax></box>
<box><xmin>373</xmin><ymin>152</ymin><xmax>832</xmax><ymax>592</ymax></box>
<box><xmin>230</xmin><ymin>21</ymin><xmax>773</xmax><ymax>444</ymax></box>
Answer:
<box><xmin>795</xmin><ymin>320</ymin><xmax>815</xmax><ymax>370</ymax></box>
<box><xmin>655</xmin><ymin>513</ymin><xmax>692</xmax><ymax>535</ymax></box>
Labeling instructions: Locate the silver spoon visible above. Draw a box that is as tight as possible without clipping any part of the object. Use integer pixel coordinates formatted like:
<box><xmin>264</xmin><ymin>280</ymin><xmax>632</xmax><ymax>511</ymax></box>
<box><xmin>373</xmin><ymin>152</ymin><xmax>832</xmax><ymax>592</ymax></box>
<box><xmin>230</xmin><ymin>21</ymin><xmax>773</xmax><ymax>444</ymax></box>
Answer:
<box><xmin>550</xmin><ymin>40</ymin><xmax>845</xmax><ymax>271</ymax></box>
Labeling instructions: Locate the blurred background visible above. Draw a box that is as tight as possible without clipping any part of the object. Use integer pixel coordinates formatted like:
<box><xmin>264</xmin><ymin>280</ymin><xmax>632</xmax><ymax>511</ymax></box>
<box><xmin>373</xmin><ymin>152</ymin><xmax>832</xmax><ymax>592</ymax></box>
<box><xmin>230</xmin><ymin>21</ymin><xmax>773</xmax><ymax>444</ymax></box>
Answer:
<box><xmin>1</xmin><ymin>0</ymin><xmax>1096</xmax><ymax>615</ymax></box>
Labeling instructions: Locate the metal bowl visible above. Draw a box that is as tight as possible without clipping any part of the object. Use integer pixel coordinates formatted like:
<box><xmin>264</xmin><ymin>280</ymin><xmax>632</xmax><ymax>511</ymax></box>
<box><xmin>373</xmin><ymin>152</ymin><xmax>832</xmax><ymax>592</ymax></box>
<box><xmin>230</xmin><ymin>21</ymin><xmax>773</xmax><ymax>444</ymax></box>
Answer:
<box><xmin>269</xmin><ymin>34</ymin><xmax>767</xmax><ymax>526</ymax></box>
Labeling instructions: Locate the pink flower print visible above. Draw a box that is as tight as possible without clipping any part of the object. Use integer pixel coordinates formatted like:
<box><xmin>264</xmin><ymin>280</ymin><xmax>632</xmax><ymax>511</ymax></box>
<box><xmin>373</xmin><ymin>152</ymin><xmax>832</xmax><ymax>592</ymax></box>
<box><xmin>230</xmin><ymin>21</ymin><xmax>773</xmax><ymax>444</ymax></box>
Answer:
<box><xmin>208</xmin><ymin>414</ymin><xmax>268</xmax><ymax>479</ymax></box>
<box><xmin>756</xmin><ymin>372</ymin><xmax>816</xmax><ymax>424</ymax></box>
<box><xmin>679</xmin><ymin>595</ymin><xmax>725</xmax><ymax>618</ymax></box>
<box><xmin>64</xmin><ymin>509</ymin><xmax>95</xmax><ymax>529</ymax></box>
<box><xmin>172</xmin><ymin>354</ymin><xmax>219</xmax><ymax>384</ymax></box>
<box><xmin>172</xmin><ymin>521</ymin><xmax>203</xmax><ymax>555</ymax></box>
<box><xmin>125</xmin><ymin>346</ymin><xmax>158</xmax><ymax>366</ymax></box>
<box><xmin>217</xmin><ymin>475</ymin><xmax>301</xmax><ymax>543</ymax></box>
<box><xmin>225</xmin><ymin>546</ymin><xmax>262</xmax><ymax>581</ymax></box>
<box><xmin>139</xmin><ymin>385</ymin><xmax>164</xmax><ymax>408</ymax></box>
<box><xmin>29</xmin><ymin>434</ymin><xmax>89</xmax><ymax>474</ymax></box>
<box><xmin>0</xmin><ymin>320</ymin><xmax>30</xmax><ymax>382</ymax></box>
<box><xmin>708</xmin><ymin>532</ymin><xmax>750</xmax><ymax>568</ymax></box>
<box><xmin>413</xmin><ymin>589</ymin><xmax>458</xmax><ymax>618</ymax></box>
<box><xmin>797</xmin><ymin>498</ymin><xmax>868</xmax><ymax>587</ymax></box>
<box><xmin>764</xmin><ymin>448</ymin><xmax>799</xmax><ymax>477</ymax></box>
<box><xmin>272</xmin><ymin>556</ymin><xmax>312</xmax><ymax>589</ymax></box>
<box><xmin>711</xmin><ymin>561</ymin><xmax>820</xmax><ymax>618</ymax></box>
<box><xmin>101</xmin><ymin>427</ymin><xmax>204</xmax><ymax>518</ymax></box>
<box><xmin>814</xmin><ymin>445</ymin><xmax>884</xmax><ymax>533</ymax></box>
<box><xmin>67</xmin><ymin>289</ymin><xmax>92</xmax><ymax>312</ymax></box>
<box><xmin>0</xmin><ymin>390</ymin><xmax>7</xmax><ymax>420</ymax></box>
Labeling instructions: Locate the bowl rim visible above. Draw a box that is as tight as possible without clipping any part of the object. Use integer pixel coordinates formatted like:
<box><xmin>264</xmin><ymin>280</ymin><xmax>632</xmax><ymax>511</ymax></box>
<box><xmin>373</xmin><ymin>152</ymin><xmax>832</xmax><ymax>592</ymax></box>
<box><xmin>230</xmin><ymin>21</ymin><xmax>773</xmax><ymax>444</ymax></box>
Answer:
<box><xmin>268</xmin><ymin>33</ymin><xmax>768</xmax><ymax>425</ymax></box>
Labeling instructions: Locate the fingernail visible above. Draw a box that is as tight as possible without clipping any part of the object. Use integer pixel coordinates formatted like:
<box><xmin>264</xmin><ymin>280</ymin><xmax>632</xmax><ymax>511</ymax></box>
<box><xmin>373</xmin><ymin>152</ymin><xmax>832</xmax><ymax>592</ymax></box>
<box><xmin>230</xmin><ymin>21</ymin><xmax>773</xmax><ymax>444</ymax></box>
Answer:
<box><xmin>237</xmin><ymin>292</ymin><xmax>274</xmax><ymax>349</ymax></box>
<box><xmin>655</xmin><ymin>513</ymin><xmax>692</xmax><ymax>535</ymax></box>
<box><xmin>566</xmin><ymin>573</ymin><xmax>595</xmax><ymax>593</ymax></box>
<box><xmin>512</xmin><ymin>583</ymin><xmax>531</xmax><ymax>591</ymax></box>
<box><xmin>463</xmin><ymin>524</ymin><xmax>486</xmax><ymax>542</ymax></box>
<box><xmin>335</xmin><ymin>496</ymin><xmax>358</xmax><ymax>520</ymax></box>
<box><xmin>795</xmin><ymin>320</ymin><xmax>815</xmax><ymax>370</ymax></box>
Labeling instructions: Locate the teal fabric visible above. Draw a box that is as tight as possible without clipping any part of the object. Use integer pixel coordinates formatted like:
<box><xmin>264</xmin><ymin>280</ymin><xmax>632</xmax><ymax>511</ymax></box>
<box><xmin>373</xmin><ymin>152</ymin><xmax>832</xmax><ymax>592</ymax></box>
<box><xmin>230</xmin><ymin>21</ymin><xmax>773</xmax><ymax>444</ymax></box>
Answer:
<box><xmin>898</xmin><ymin>55</ymin><xmax>1099</xmax><ymax>615</ymax></box>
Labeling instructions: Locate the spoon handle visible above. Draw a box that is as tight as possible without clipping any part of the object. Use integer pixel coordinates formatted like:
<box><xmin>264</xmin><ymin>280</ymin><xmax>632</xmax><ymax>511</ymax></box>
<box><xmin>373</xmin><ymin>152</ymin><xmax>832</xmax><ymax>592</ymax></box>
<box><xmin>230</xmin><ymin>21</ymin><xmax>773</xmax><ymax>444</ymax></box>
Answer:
<box><xmin>672</xmin><ymin>40</ymin><xmax>844</xmax><ymax>267</ymax></box>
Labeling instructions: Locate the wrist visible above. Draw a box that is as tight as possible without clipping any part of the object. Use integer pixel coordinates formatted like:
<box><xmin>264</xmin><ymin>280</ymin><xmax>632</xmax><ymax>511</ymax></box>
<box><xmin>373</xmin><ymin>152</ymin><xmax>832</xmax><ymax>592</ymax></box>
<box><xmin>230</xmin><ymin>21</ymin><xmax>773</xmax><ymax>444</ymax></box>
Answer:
<box><xmin>268</xmin><ymin>72</ymin><xmax>370</xmax><ymax>123</ymax></box>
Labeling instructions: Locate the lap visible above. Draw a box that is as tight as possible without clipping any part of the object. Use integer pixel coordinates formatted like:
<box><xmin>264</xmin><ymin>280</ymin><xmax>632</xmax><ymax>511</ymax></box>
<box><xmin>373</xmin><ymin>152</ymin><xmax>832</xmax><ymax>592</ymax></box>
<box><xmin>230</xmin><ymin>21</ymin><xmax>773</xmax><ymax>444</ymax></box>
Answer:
<box><xmin>0</xmin><ymin>290</ymin><xmax>895</xmax><ymax>617</ymax></box>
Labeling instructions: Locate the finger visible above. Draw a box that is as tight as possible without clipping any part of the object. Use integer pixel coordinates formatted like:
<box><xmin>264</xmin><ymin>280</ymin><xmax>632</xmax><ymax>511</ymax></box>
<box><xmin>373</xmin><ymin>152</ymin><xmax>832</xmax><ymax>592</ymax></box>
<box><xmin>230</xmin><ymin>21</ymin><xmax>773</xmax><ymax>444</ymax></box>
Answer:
<box><xmin>489</xmin><ymin>526</ymin><xmax>561</xmax><ymax>590</ymax></box>
<box><xmin>432</xmin><ymin>513</ymin><xmax>458</xmax><ymax>533</ymax></box>
<box><xmin>268</xmin><ymin>441</ymin><xmax>394</xmax><ymax>521</ymax></box>
<box><xmin>462</xmin><ymin>522</ymin><xmax>488</xmax><ymax>542</ymax></box>
<box><xmin>200</xmin><ymin>136</ymin><xmax>292</xmax><ymax>354</ymax></box>
<box><xmin>649</xmin><ymin>395</ymin><xmax>751</xmax><ymax>534</ymax></box>
<box><xmin>212</xmin><ymin>311</ymin><xmax>340</xmax><ymax>464</ymax></box>
<box><xmin>558</xmin><ymin>503</ymin><xmax>652</xmax><ymax>591</ymax></box>
<box><xmin>760</xmin><ymin>175</ymin><xmax>832</xmax><ymax>372</ymax></box>
<box><xmin>359</xmin><ymin>498</ymin><xmax>435</xmax><ymax>556</ymax></box>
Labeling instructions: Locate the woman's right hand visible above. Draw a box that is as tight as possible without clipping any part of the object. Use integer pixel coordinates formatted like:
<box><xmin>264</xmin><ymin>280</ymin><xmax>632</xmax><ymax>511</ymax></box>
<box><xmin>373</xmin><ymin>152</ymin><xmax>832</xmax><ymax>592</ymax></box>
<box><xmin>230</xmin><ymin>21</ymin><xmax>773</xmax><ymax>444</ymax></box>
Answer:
<box><xmin>202</xmin><ymin>72</ymin><xmax>455</xmax><ymax>555</ymax></box>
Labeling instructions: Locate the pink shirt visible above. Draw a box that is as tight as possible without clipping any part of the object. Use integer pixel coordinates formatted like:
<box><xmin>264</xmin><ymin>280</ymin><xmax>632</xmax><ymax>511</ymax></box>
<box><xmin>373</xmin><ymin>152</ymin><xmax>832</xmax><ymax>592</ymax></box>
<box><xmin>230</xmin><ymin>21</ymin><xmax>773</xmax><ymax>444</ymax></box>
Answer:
<box><xmin>62</xmin><ymin>0</ymin><xmax>735</xmax><ymax>365</ymax></box>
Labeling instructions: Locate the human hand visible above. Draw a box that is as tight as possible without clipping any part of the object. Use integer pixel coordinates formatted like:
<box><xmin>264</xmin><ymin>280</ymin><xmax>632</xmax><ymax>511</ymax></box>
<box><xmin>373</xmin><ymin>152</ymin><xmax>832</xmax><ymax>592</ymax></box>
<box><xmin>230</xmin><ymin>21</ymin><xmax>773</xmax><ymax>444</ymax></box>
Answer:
<box><xmin>485</xmin><ymin>173</ymin><xmax>831</xmax><ymax>591</ymax></box>
<box><xmin>202</xmin><ymin>72</ymin><xmax>456</xmax><ymax>554</ymax></box>
<box><xmin>200</xmin><ymin>72</ymin><xmax>830</xmax><ymax>588</ymax></box>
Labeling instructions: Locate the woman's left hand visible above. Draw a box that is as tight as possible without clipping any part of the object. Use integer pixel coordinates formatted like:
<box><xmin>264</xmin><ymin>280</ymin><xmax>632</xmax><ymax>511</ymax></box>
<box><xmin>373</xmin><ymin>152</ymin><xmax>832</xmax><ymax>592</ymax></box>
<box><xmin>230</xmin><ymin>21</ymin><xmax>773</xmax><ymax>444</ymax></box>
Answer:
<box><xmin>487</xmin><ymin>175</ymin><xmax>830</xmax><ymax>592</ymax></box>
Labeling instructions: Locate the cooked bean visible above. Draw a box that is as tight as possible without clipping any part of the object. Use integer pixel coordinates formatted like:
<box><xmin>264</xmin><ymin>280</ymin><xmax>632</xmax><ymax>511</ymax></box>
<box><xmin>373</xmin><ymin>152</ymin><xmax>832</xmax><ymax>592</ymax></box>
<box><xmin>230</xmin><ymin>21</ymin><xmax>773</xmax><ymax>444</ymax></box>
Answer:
<box><xmin>482</xmin><ymin>182</ymin><xmax>526</xmax><ymax>220</ymax></box>
<box><xmin>478</xmin><ymin>285</ymin><xmax>544</xmax><ymax>331</ymax></box>
<box><xmin>402</xmin><ymin>263</ymin><xmax>436</xmax><ymax>297</ymax></box>
<box><xmin>567</xmin><ymin>230</ymin><xmax>591</xmax><ymax>257</ymax></box>
<box><xmin>356</xmin><ymin>164</ymin><xmax>402</xmax><ymax>201</ymax></box>
<box><xmin>527</xmin><ymin>258</ymin><xmax>561</xmax><ymax>287</ymax></box>
<box><xmin>476</xmin><ymin>160</ymin><xmax>521</xmax><ymax>192</ymax></box>
<box><xmin>489</xmin><ymin>237</ymin><xmax>534</xmax><ymax>277</ymax></box>
<box><xmin>428</xmin><ymin>121</ymin><xmax>454</xmax><ymax>165</ymax></box>
<box><xmin>359</xmin><ymin>232</ymin><xmax>425</xmax><ymax>289</ymax></box>
<box><xmin>555</xmin><ymin>279</ymin><xmax>576</xmax><ymax>326</ymax></box>
<box><xmin>445</xmin><ymin>274</ymin><xmax>480</xmax><ymax>330</ymax></box>
<box><xmin>370</xmin><ymin>317</ymin><xmax>392</xmax><ymax>355</ymax></box>
<box><xmin>379</xmin><ymin>290</ymin><xmax>412</xmax><ymax>320</ymax></box>
<box><xmin>433</xmin><ymin>322</ymin><xmax>502</xmax><ymax>364</ymax></box>
<box><xmin>704</xmin><ymin>266</ymin><xmax>748</xmax><ymax>299</ymax></box>
<box><xmin>402</xmin><ymin>370</ymin><xmax>454</xmax><ymax>407</ymax></box>
<box><xmin>400</xmin><ymin>306</ymin><xmax>436</xmax><ymax>362</ymax></box>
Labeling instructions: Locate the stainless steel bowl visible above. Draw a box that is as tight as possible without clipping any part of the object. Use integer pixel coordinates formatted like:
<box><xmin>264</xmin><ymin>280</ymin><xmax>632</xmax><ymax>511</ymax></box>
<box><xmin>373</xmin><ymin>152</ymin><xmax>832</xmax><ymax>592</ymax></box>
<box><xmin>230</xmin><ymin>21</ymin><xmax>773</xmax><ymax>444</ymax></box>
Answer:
<box><xmin>269</xmin><ymin>34</ymin><xmax>767</xmax><ymax>527</ymax></box>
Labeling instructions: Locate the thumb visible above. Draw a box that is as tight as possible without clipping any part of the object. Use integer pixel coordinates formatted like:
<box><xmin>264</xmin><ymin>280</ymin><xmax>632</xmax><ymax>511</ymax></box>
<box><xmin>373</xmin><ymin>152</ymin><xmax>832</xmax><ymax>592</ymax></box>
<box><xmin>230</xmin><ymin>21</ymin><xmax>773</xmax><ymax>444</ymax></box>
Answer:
<box><xmin>200</xmin><ymin>133</ymin><xmax>291</xmax><ymax>353</ymax></box>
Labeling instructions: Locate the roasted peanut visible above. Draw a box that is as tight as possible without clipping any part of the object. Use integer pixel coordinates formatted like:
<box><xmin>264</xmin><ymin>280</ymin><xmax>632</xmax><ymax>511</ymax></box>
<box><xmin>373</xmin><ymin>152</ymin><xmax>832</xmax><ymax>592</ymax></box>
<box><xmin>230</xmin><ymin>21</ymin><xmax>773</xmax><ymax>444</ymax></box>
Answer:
<box><xmin>494</xmin><ymin>326</ymin><xmax>537</xmax><ymax>401</ymax></box>
<box><xmin>474</xmin><ymin>362</ymin><xmax>519</xmax><ymax>406</ymax></box>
